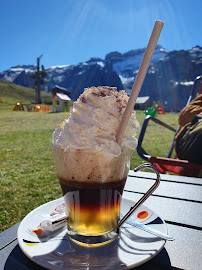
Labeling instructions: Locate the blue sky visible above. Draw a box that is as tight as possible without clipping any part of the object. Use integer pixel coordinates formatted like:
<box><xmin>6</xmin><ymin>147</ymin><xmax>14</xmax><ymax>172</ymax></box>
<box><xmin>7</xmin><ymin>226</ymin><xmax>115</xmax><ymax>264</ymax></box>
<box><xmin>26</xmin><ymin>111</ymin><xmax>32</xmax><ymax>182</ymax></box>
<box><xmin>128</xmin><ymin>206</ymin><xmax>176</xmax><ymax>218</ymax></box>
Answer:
<box><xmin>0</xmin><ymin>0</ymin><xmax>201</xmax><ymax>72</ymax></box>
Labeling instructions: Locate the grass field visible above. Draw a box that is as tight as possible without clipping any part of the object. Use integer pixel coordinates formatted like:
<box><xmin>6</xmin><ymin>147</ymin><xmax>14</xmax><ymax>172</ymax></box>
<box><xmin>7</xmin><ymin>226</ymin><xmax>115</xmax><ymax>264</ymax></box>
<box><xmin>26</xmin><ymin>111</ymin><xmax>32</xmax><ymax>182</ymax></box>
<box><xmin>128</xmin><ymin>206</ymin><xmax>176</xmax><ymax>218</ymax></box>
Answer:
<box><xmin>0</xmin><ymin>103</ymin><xmax>178</xmax><ymax>233</ymax></box>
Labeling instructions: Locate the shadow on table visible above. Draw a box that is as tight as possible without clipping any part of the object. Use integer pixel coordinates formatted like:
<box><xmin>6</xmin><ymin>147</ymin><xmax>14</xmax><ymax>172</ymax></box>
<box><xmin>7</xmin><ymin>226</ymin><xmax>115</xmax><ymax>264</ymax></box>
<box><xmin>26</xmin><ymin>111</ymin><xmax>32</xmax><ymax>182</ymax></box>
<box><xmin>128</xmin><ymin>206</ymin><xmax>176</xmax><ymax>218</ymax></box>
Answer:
<box><xmin>4</xmin><ymin>241</ymin><xmax>172</xmax><ymax>270</ymax></box>
<box><xmin>4</xmin><ymin>244</ymin><xmax>47</xmax><ymax>270</ymax></box>
<box><xmin>135</xmin><ymin>248</ymin><xmax>172</xmax><ymax>270</ymax></box>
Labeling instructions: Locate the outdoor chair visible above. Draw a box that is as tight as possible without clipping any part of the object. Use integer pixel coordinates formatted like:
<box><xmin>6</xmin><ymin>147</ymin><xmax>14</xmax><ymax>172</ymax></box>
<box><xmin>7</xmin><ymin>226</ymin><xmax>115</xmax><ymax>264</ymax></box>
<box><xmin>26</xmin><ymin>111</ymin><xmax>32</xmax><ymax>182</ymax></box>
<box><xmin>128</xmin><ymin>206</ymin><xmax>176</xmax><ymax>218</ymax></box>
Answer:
<box><xmin>137</xmin><ymin>75</ymin><xmax>202</xmax><ymax>177</ymax></box>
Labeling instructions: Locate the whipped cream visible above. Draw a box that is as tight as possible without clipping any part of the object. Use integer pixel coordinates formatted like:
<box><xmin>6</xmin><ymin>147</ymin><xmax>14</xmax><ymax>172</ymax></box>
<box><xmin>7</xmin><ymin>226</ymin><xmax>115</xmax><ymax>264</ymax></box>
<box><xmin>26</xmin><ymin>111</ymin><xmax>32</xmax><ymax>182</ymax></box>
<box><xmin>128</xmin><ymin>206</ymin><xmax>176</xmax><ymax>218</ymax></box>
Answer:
<box><xmin>52</xmin><ymin>86</ymin><xmax>140</xmax><ymax>156</ymax></box>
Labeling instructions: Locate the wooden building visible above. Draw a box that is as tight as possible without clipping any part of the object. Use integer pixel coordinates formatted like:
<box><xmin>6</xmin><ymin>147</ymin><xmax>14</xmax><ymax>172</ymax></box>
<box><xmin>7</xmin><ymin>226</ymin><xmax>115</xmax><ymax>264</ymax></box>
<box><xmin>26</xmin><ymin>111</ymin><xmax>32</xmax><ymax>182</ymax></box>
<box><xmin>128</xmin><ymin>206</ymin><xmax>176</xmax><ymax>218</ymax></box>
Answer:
<box><xmin>52</xmin><ymin>93</ymin><xmax>72</xmax><ymax>112</ymax></box>
<box><xmin>134</xmin><ymin>96</ymin><xmax>151</xmax><ymax>110</ymax></box>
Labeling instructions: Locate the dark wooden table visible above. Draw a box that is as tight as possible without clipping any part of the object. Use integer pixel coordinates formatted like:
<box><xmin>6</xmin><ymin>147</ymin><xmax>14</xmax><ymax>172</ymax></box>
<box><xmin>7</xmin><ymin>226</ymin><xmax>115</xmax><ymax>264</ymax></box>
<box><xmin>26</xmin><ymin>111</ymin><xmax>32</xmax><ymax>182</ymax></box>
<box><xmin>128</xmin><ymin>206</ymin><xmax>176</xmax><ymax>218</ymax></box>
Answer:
<box><xmin>0</xmin><ymin>171</ymin><xmax>202</xmax><ymax>270</ymax></box>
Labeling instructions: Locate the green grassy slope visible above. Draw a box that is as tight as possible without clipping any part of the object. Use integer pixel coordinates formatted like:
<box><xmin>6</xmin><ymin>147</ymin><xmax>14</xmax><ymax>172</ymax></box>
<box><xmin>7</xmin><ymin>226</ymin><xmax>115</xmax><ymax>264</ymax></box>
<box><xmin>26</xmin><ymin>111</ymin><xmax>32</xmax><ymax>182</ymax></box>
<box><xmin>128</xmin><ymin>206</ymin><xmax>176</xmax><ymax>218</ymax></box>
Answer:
<box><xmin>0</xmin><ymin>79</ymin><xmax>52</xmax><ymax>104</ymax></box>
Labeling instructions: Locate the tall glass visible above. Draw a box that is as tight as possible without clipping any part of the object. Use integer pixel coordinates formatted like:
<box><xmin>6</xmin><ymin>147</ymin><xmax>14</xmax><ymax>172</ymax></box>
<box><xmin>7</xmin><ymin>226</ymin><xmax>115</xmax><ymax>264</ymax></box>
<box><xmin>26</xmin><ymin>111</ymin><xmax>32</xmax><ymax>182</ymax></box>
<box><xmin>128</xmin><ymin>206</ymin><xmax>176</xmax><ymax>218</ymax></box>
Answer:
<box><xmin>52</xmin><ymin>146</ymin><xmax>160</xmax><ymax>247</ymax></box>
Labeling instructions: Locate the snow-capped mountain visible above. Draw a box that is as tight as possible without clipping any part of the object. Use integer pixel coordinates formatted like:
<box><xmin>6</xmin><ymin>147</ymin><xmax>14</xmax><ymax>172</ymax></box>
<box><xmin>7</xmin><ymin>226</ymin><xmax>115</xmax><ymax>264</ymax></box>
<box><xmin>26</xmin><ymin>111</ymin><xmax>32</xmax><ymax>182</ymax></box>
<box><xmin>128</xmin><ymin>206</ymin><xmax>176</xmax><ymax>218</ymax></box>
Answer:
<box><xmin>0</xmin><ymin>45</ymin><xmax>202</xmax><ymax>111</ymax></box>
<box><xmin>0</xmin><ymin>45</ymin><xmax>167</xmax><ymax>98</ymax></box>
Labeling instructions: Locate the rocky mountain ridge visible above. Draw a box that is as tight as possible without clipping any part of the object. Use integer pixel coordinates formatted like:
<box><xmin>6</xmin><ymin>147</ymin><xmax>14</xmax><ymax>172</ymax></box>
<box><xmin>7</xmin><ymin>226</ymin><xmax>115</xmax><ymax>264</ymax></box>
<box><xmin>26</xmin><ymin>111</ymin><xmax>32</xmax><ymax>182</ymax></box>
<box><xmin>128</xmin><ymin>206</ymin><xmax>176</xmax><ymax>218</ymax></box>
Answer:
<box><xmin>0</xmin><ymin>45</ymin><xmax>201</xmax><ymax>111</ymax></box>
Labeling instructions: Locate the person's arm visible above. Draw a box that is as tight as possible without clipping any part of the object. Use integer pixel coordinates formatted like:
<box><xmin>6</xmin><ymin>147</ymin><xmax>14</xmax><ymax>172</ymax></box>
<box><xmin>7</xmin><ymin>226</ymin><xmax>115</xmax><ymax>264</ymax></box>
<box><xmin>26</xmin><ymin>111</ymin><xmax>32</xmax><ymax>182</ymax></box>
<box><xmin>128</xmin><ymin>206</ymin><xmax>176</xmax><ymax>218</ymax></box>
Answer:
<box><xmin>179</xmin><ymin>94</ymin><xmax>202</xmax><ymax>126</ymax></box>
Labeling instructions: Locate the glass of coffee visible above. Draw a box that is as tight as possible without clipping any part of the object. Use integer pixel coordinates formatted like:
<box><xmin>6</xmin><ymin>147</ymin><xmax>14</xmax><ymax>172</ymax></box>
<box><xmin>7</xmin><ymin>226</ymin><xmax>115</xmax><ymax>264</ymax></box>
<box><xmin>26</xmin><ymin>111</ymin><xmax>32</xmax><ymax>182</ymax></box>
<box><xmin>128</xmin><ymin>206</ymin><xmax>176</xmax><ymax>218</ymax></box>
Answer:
<box><xmin>52</xmin><ymin>145</ymin><xmax>160</xmax><ymax>247</ymax></box>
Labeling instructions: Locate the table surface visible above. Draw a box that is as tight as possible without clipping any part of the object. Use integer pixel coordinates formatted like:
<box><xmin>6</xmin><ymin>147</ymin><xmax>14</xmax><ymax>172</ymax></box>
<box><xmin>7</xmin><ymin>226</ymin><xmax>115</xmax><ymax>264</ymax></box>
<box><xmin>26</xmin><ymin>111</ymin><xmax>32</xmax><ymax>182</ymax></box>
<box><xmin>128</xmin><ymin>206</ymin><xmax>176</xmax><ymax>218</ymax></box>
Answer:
<box><xmin>0</xmin><ymin>170</ymin><xmax>202</xmax><ymax>270</ymax></box>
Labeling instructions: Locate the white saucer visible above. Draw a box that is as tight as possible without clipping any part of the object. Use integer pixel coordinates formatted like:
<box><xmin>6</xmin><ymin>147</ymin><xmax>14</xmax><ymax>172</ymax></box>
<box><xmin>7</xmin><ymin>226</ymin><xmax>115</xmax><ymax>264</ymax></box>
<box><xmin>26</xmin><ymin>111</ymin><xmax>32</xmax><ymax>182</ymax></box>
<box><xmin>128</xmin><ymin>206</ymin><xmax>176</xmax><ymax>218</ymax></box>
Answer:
<box><xmin>17</xmin><ymin>197</ymin><xmax>167</xmax><ymax>269</ymax></box>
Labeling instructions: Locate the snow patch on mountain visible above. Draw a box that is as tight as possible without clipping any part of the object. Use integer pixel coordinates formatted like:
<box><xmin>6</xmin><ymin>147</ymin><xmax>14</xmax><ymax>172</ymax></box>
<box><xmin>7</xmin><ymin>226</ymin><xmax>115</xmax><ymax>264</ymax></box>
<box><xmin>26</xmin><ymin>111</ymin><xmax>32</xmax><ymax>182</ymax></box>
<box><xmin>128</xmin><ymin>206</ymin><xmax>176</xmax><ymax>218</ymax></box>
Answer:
<box><xmin>112</xmin><ymin>46</ymin><xmax>167</xmax><ymax>80</ymax></box>
<box><xmin>175</xmin><ymin>81</ymin><xmax>194</xmax><ymax>86</ymax></box>
<box><xmin>119</xmin><ymin>75</ymin><xmax>134</xmax><ymax>85</ymax></box>
<box><xmin>113</xmin><ymin>55</ymin><xmax>143</xmax><ymax>77</ymax></box>
<box><xmin>47</xmin><ymin>65</ymin><xmax>70</xmax><ymax>69</ymax></box>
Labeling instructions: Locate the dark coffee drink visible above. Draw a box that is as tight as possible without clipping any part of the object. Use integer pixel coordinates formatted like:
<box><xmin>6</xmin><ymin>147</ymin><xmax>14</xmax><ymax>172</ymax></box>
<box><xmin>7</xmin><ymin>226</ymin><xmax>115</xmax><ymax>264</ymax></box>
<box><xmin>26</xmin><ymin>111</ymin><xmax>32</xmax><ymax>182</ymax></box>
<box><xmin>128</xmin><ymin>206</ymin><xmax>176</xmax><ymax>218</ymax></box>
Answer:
<box><xmin>52</xmin><ymin>147</ymin><xmax>132</xmax><ymax>246</ymax></box>
<box><xmin>59</xmin><ymin>178</ymin><xmax>126</xmax><ymax>236</ymax></box>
